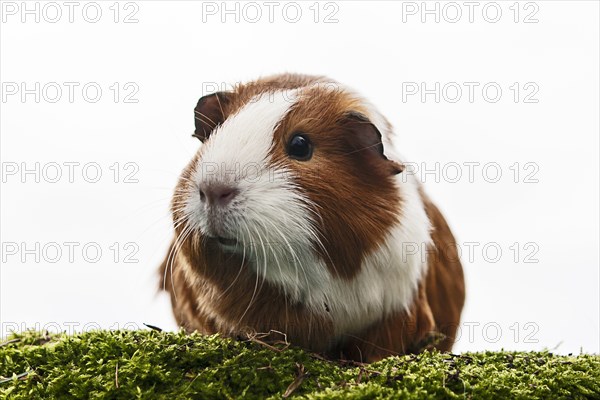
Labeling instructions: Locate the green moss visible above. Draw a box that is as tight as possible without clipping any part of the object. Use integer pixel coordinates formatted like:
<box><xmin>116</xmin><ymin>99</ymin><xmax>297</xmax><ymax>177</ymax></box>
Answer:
<box><xmin>0</xmin><ymin>330</ymin><xmax>598</xmax><ymax>399</ymax></box>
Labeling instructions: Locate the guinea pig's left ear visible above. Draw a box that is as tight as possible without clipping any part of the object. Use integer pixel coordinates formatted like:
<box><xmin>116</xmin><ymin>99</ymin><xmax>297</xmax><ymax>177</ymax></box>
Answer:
<box><xmin>193</xmin><ymin>91</ymin><xmax>233</xmax><ymax>141</ymax></box>
<box><xmin>342</xmin><ymin>112</ymin><xmax>405</xmax><ymax>175</ymax></box>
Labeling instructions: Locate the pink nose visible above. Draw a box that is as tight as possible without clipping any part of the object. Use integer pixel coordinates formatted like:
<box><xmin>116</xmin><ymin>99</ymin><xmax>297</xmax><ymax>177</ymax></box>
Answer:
<box><xmin>199</xmin><ymin>184</ymin><xmax>238</xmax><ymax>206</ymax></box>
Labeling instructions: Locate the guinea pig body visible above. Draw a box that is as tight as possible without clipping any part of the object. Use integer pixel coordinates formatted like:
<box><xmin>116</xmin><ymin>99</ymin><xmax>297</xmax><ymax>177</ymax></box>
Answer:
<box><xmin>159</xmin><ymin>73</ymin><xmax>465</xmax><ymax>362</ymax></box>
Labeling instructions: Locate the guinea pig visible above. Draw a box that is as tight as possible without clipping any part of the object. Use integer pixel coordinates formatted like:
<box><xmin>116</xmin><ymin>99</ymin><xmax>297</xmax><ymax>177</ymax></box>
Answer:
<box><xmin>159</xmin><ymin>73</ymin><xmax>465</xmax><ymax>362</ymax></box>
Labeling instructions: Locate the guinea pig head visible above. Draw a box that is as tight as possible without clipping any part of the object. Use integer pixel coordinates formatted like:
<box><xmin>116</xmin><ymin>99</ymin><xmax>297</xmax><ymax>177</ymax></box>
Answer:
<box><xmin>172</xmin><ymin>83</ymin><xmax>405</xmax><ymax>293</ymax></box>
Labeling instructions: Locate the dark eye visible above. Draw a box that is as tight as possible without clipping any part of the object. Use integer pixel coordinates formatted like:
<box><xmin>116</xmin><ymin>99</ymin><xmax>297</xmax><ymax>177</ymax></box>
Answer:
<box><xmin>287</xmin><ymin>133</ymin><xmax>313</xmax><ymax>161</ymax></box>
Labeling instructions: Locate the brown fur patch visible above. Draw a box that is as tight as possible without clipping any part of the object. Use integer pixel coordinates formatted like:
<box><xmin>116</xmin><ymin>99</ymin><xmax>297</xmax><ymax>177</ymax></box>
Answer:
<box><xmin>420</xmin><ymin>190</ymin><xmax>466</xmax><ymax>351</ymax></box>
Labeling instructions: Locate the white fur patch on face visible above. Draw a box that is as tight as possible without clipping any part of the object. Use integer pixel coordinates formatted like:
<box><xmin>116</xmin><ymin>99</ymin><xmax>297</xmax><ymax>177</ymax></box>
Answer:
<box><xmin>184</xmin><ymin>91</ymin><xmax>330</xmax><ymax>300</ymax></box>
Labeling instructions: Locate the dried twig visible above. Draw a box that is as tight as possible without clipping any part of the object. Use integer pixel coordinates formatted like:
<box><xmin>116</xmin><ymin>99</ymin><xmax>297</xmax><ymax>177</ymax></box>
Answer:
<box><xmin>0</xmin><ymin>338</ymin><xmax>20</xmax><ymax>347</ymax></box>
<box><xmin>115</xmin><ymin>362</ymin><xmax>119</xmax><ymax>389</ymax></box>
<box><xmin>283</xmin><ymin>363</ymin><xmax>308</xmax><ymax>398</ymax></box>
<box><xmin>245</xmin><ymin>330</ymin><xmax>290</xmax><ymax>352</ymax></box>
<box><xmin>0</xmin><ymin>371</ymin><xmax>32</xmax><ymax>384</ymax></box>
<box><xmin>143</xmin><ymin>323</ymin><xmax>163</xmax><ymax>332</ymax></box>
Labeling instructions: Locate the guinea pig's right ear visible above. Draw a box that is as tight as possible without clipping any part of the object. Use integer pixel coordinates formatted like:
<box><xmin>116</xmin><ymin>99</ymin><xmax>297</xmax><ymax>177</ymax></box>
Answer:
<box><xmin>343</xmin><ymin>112</ymin><xmax>405</xmax><ymax>175</ymax></box>
<box><xmin>193</xmin><ymin>92</ymin><xmax>232</xmax><ymax>141</ymax></box>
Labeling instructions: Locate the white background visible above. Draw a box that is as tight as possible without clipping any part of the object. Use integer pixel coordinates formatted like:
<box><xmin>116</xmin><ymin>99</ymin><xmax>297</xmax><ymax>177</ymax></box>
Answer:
<box><xmin>1</xmin><ymin>0</ymin><xmax>598</xmax><ymax>354</ymax></box>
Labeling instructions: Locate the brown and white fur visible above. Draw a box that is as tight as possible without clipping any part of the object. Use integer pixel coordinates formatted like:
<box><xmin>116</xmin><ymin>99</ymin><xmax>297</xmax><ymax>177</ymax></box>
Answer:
<box><xmin>159</xmin><ymin>73</ymin><xmax>465</xmax><ymax>362</ymax></box>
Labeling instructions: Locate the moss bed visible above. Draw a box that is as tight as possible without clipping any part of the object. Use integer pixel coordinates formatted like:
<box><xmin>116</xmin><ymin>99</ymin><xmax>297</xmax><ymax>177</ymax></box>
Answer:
<box><xmin>0</xmin><ymin>330</ymin><xmax>598</xmax><ymax>399</ymax></box>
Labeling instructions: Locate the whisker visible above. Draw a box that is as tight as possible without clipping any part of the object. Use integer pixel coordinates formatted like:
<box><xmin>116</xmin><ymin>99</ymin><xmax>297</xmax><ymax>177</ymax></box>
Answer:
<box><xmin>164</xmin><ymin>221</ymin><xmax>194</xmax><ymax>301</ymax></box>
